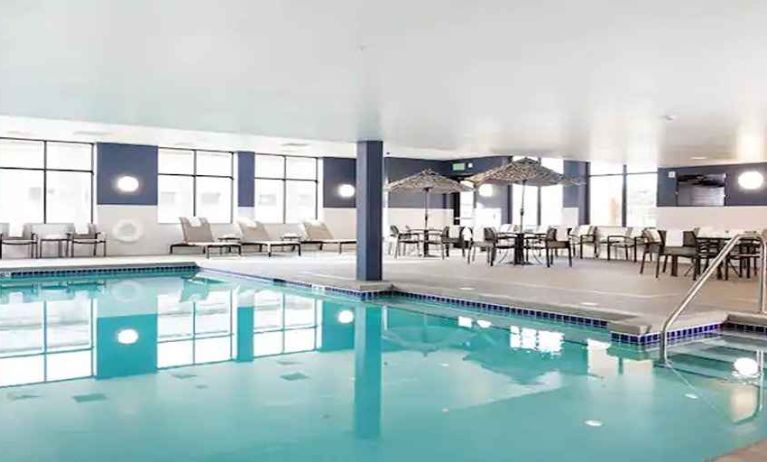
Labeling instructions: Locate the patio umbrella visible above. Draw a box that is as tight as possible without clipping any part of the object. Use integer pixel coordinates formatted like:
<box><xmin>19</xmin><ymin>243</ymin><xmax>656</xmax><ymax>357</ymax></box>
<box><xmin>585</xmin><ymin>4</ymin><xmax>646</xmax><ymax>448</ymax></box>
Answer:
<box><xmin>466</xmin><ymin>158</ymin><xmax>583</xmax><ymax>230</ymax></box>
<box><xmin>386</xmin><ymin>169</ymin><xmax>472</xmax><ymax>230</ymax></box>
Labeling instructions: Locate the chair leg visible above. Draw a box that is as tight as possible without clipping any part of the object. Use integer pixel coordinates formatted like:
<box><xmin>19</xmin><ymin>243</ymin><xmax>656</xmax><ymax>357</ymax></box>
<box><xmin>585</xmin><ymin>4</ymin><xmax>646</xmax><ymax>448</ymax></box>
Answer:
<box><xmin>640</xmin><ymin>250</ymin><xmax>647</xmax><ymax>274</ymax></box>
<box><xmin>546</xmin><ymin>247</ymin><xmax>551</xmax><ymax>268</ymax></box>
<box><xmin>655</xmin><ymin>254</ymin><xmax>661</xmax><ymax>278</ymax></box>
<box><xmin>568</xmin><ymin>246</ymin><xmax>572</xmax><ymax>267</ymax></box>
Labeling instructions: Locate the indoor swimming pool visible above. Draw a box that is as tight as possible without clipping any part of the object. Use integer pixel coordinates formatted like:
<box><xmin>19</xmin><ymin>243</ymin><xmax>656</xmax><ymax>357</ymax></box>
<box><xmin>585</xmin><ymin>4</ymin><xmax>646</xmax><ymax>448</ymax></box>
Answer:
<box><xmin>0</xmin><ymin>268</ymin><xmax>765</xmax><ymax>461</ymax></box>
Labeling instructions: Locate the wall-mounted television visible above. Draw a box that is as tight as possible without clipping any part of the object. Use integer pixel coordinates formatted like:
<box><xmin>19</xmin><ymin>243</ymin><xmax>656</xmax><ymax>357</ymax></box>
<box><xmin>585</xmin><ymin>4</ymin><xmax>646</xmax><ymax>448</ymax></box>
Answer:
<box><xmin>676</xmin><ymin>173</ymin><xmax>726</xmax><ymax>206</ymax></box>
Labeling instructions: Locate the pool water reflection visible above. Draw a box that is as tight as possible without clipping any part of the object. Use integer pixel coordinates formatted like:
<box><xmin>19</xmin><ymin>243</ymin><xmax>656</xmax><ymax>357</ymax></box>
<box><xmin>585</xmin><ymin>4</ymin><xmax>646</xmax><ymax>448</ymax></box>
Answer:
<box><xmin>0</xmin><ymin>271</ymin><xmax>765</xmax><ymax>461</ymax></box>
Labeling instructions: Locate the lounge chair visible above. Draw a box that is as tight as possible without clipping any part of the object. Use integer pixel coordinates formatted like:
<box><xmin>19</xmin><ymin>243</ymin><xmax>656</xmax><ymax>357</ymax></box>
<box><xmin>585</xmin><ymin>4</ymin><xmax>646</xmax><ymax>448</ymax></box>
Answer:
<box><xmin>170</xmin><ymin>217</ymin><xmax>242</xmax><ymax>258</ymax></box>
<box><xmin>0</xmin><ymin>223</ymin><xmax>37</xmax><ymax>259</ymax></box>
<box><xmin>301</xmin><ymin>221</ymin><xmax>356</xmax><ymax>253</ymax></box>
<box><xmin>237</xmin><ymin>219</ymin><xmax>301</xmax><ymax>257</ymax></box>
<box><xmin>69</xmin><ymin>223</ymin><xmax>107</xmax><ymax>257</ymax></box>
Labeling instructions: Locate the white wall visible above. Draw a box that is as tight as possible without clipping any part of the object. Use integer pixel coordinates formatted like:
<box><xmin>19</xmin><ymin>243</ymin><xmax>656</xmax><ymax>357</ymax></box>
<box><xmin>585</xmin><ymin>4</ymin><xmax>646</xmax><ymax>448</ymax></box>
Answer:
<box><xmin>323</xmin><ymin>207</ymin><xmax>454</xmax><ymax>240</ymax></box>
<box><xmin>656</xmin><ymin>206</ymin><xmax>767</xmax><ymax>231</ymax></box>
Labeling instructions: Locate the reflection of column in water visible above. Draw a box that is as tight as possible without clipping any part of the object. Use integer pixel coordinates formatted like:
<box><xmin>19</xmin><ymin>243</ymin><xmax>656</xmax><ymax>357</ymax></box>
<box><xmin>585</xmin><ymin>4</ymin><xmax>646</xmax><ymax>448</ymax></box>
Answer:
<box><xmin>354</xmin><ymin>306</ymin><xmax>382</xmax><ymax>439</ymax></box>
<box><xmin>236</xmin><ymin>305</ymin><xmax>254</xmax><ymax>362</ymax></box>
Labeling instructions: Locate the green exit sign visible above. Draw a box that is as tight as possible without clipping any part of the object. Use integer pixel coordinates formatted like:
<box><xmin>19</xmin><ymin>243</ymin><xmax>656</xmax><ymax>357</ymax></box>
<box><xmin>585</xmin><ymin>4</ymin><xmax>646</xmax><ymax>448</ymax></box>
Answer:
<box><xmin>452</xmin><ymin>162</ymin><xmax>466</xmax><ymax>171</ymax></box>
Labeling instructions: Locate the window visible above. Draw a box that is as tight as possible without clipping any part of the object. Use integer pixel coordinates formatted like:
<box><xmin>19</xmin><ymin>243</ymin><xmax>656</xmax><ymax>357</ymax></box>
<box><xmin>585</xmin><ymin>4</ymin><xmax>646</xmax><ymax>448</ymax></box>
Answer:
<box><xmin>158</xmin><ymin>149</ymin><xmax>233</xmax><ymax>223</ymax></box>
<box><xmin>540</xmin><ymin>158</ymin><xmax>564</xmax><ymax>225</ymax></box>
<box><xmin>253</xmin><ymin>290</ymin><xmax>322</xmax><ymax>357</ymax></box>
<box><xmin>0</xmin><ymin>139</ymin><xmax>93</xmax><ymax>224</ymax></box>
<box><xmin>588</xmin><ymin>162</ymin><xmax>657</xmax><ymax>226</ymax></box>
<box><xmin>254</xmin><ymin>155</ymin><xmax>319</xmax><ymax>223</ymax></box>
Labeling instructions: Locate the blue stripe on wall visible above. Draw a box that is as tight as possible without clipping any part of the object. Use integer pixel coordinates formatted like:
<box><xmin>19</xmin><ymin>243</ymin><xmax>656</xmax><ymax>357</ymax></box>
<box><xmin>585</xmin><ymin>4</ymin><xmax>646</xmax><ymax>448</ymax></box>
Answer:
<box><xmin>237</xmin><ymin>151</ymin><xmax>255</xmax><ymax>207</ymax></box>
<box><xmin>96</xmin><ymin>143</ymin><xmax>158</xmax><ymax>206</ymax></box>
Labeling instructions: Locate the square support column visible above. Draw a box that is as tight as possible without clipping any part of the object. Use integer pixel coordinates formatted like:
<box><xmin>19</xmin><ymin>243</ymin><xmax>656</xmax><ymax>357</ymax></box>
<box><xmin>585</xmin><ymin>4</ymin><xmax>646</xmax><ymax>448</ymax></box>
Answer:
<box><xmin>356</xmin><ymin>141</ymin><xmax>384</xmax><ymax>281</ymax></box>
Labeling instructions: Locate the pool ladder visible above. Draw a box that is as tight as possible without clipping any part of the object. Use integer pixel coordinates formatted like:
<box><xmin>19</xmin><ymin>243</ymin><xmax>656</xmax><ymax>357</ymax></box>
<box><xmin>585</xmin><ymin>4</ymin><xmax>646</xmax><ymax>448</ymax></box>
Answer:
<box><xmin>659</xmin><ymin>232</ymin><xmax>767</xmax><ymax>364</ymax></box>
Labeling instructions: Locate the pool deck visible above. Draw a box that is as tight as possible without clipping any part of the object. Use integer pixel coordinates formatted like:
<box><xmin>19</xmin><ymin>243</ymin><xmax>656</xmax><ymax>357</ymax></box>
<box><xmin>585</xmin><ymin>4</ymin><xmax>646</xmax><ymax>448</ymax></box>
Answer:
<box><xmin>1</xmin><ymin>251</ymin><xmax>765</xmax><ymax>333</ymax></box>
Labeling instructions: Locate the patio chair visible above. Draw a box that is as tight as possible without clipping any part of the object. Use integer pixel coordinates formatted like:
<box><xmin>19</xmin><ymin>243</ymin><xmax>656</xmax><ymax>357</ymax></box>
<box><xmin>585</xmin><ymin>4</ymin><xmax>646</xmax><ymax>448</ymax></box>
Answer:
<box><xmin>606</xmin><ymin>227</ymin><xmax>643</xmax><ymax>262</ymax></box>
<box><xmin>544</xmin><ymin>226</ymin><xmax>572</xmax><ymax>267</ymax></box>
<box><xmin>0</xmin><ymin>223</ymin><xmax>37</xmax><ymax>259</ymax></box>
<box><xmin>68</xmin><ymin>223</ymin><xmax>107</xmax><ymax>257</ymax></box>
<box><xmin>469</xmin><ymin>227</ymin><xmax>514</xmax><ymax>266</ymax></box>
<box><xmin>390</xmin><ymin>225</ymin><xmax>421</xmax><ymax>258</ymax></box>
<box><xmin>642</xmin><ymin>229</ymin><xmax>700</xmax><ymax>279</ymax></box>
<box><xmin>301</xmin><ymin>221</ymin><xmax>356</xmax><ymax>254</ymax></box>
<box><xmin>170</xmin><ymin>217</ymin><xmax>242</xmax><ymax>258</ymax></box>
<box><xmin>439</xmin><ymin>225</ymin><xmax>467</xmax><ymax>257</ymax></box>
<box><xmin>569</xmin><ymin>225</ymin><xmax>596</xmax><ymax>258</ymax></box>
<box><xmin>237</xmin><ymin>219</ymin><xmax>301</xmax><ymax>257</ymax></box>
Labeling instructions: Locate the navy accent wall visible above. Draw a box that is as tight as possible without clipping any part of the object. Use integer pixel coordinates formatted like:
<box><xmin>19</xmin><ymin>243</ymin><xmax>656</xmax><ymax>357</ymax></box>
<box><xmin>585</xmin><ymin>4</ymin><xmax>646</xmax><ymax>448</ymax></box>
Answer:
<box><xmin>323</xmin><ymin>157</ymin><xmax>356</xmax><ymax>208</ymax></box>
<box><xmin>97</xmin><ymin>143</ymin><xmax>158</xmax><ymax>205</ymax></box>
<box><xmin>453</xmin><ymin>156</ymin><xmax>511</xmax><ymax>223</ymax></box>
<box><xmin>237</xmin><ymin>151</ymin><xmax>255</xmax><ymax>207</ymax></box>
<box><xmin>564</xmin><ymin>160</ymin><xmax>589</xmax><ymax>224</ymax></box>
<box><xmin>658</xmin><ymin>162</ymin><xmax>767</xmax><ymax>207</ymax></box>
<box><xmin>385</xmin><ymin>157</ymin><xmax>454</xmax><ymax>209</ymax></box>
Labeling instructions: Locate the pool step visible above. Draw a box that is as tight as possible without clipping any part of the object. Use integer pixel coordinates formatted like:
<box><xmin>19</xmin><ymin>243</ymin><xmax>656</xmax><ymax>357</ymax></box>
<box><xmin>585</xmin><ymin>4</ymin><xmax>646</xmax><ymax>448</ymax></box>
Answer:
<box><xmin>665</xmin><ymin>332</ymin><xmax>767</xmax><ymax>381</ymax></box>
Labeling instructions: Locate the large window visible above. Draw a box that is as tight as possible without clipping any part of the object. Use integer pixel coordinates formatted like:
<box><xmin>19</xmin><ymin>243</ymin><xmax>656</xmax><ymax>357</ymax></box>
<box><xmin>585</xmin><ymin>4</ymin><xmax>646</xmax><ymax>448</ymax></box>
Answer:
<box><xmin>158</xmin><ymin>149</ymin><xmax>233</xmax><ymax>223</ymax></box>
<box><xmin>0</xmin><ymin>139</ymin><xmax>93</xmax><ymax>224</ymax></box>
<box><xmin>511</xmin><ymin>157</ymin><xmax>563</xmax><ymax>227</ymax></box>
<box><xmin>588</xmin><ymin>162</ymin><xmax>657</xmax><ymax>226</ymax></box>
<box><xmin>254</xmin><ymin>155</ymin><xmax>318</xmax><ymax>223</ymax></box>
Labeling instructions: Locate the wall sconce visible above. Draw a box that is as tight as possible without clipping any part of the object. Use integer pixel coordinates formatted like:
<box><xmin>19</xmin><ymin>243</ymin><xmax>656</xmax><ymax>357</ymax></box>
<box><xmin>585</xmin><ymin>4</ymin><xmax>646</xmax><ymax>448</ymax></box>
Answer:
<box><xmin>737</xmin><ymin>171</ymin><xmax>764</xmax><ymax>190</ymax></box>
<box><xmin>478</xmin><ymin>184</ymin><xmax>494</xmax><ymax>198</ymax></box>
<box><xmin>115</xmin><ymin>175</ymin><xmax>140</xmax><ymax>193</ymax></box>
<box><xmin>338</xmin><ymin>183</ymin><xmax>355</xmax><ymax>198</ymax></box>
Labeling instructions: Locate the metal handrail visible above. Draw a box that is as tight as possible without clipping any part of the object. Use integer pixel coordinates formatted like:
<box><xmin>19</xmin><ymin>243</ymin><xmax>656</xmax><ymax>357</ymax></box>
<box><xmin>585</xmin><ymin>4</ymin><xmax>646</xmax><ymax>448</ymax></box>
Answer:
<box><xmin>659</xmin><ymin>232</ymin><xmax>767</xmax><ymax>364</ymax></box>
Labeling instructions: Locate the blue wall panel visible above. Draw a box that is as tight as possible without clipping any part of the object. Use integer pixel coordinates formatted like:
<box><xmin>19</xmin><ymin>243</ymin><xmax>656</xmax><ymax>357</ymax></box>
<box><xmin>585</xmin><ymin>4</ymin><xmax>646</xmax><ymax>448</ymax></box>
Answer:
<box><xmin>658</xmin><ymin>162</ymin><xmax>767</xmax><ymax>207</ymax></box>
<box><xmin>323</xmin><ymin>157</ymin><xmax>356</xmax><ymax>208</ymax></box>
<box><xmin>237</xmin><ymin>151</ymin><xmax>255</xmax><ymax>207</ymax></box>
<box><xmin>97</xmin><ymin>143</ymin><xmax>158</xmax><ymax>205</ymax></box>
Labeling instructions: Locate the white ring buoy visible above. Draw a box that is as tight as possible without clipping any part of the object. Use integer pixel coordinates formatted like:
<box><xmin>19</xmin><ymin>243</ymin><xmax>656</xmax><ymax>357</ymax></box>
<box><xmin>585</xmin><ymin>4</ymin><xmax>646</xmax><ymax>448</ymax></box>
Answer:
<box><xmin>112</xmin><ymin>219</ymin><xmax>143</xmax><ymax>243</ymax></box>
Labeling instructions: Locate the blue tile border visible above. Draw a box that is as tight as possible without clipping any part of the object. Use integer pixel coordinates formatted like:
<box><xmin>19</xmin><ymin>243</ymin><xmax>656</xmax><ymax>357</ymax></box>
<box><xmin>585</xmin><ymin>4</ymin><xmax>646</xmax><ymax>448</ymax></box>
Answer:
<box><xmin>8</xmin><ymin>264</ymin><xmax>764</xmax><ymax>350</ymax></box>
<box><xmin>0</xmin><ymin>264</ymin><xmax>198</xmax><ymax>280</ymax></box>
<box><xmin>610</xmin><ymin>323</ymin><xmax>722</xmax><ymax>346</ymax></box>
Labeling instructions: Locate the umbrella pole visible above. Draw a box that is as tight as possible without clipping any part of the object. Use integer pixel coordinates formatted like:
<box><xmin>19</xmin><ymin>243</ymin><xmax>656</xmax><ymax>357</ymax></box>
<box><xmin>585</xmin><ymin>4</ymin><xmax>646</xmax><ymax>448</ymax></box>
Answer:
<box><xmin>519</xmin><ymin>181</ymin><xmax>526</xmax><ymax>230</ymax></box>
<box><xmin>424</xmin><ymin>188</ymin><xmax>430</xmax><ymax>230</ymax></box>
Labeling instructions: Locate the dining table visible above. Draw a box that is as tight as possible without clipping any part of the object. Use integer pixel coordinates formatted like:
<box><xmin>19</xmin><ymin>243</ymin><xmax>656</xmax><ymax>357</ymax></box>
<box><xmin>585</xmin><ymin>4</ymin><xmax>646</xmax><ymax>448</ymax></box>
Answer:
<box><xmin>496</xmin><ymin>231</ymin><xmax>546</xmax><ymax>265</ymax></box>
<box><xmin>407</xmin><ymin>228</ymin><xmax>444</xmax><ymax>257</ymax></box>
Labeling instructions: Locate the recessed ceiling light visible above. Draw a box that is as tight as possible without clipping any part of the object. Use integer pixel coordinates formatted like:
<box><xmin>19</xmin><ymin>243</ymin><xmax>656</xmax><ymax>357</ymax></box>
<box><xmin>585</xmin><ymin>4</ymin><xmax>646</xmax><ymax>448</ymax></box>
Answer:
<box><xmin>72</xmin><ymin>130</ymin><xmax>111</xmax><ymax>137</ymax></box>
<box><xmin>281</xmin><ymin>142</ymin><xmax>309</xmax><ymax>148</ymax></box>
<box><xmin>661</xmin><ymin>114</ymin><xmax>677</xmax><ymax>122</ymax></box>
<box><xmin>690</xmin><ymin>156</ymin><xmax>707</xmax><ymax>160</ymax></box>
<box><xmin>580</xmin><ymin>302</ymin><xmax>598</xmax><ymax>306</ymax></box>
<box><xmin>4</xmin><ymin>130</ymin><xmax>34</xmax><ymax>137</ymax></box>
<box><xmin>459</xmin><ymin>287</ymin><xmax>475</xmax><ymax>291</ymax></box>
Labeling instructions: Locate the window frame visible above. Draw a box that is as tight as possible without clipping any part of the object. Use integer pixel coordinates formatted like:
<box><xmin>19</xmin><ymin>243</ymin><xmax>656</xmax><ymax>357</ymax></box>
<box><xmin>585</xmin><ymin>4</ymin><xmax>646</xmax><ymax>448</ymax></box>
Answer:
<box><xmin>157</xmin><ymin>148</ymin><xmax>235</xmax><ymax>224</ymax></box>
<box><xmin>254</xmin><ymin>154</ymin><xmax>319</xmax><ymax>224</ymax></box>
<box><xmin>588</xmin><ymin>163</ymin><xmax>657</xmax><ymax>227</ymax></box>
<box><xmin>0</xmin><ymin>137</ymin><xmax>94</xmax><ymax>224</ymax></box>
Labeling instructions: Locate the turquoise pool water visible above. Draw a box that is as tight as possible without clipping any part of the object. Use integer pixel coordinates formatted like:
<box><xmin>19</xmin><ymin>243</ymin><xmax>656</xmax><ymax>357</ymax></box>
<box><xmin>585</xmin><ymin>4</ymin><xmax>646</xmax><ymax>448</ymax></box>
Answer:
<box><xmin>0</xmin><ymin>270</ymin><xmax>765</xmax><ymax>461</ymax></box>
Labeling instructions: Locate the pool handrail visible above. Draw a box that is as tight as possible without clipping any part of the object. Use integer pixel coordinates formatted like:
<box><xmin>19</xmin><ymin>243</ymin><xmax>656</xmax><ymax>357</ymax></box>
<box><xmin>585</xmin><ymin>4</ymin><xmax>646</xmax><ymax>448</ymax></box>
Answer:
<box><xmin>659</xmin><ymin>232</ymin><xmax>767</xmax><ymax>364</ymax></box>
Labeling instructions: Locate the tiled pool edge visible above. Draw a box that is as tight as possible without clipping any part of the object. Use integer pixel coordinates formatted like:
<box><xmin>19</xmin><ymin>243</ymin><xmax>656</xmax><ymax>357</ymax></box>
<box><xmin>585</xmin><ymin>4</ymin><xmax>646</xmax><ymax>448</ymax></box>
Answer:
<box><xmin>1</xmin><ymin>263</ymin><xmax>755</xmax><ymax>349</ymax></box>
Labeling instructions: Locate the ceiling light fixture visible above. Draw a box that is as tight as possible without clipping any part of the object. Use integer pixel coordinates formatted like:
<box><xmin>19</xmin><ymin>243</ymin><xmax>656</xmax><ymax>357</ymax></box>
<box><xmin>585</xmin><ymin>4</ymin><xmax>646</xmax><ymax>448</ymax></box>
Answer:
<box><xmin>733</xmin><ymin>357</ymin><xmax>760</xmax><ymax>379</ymax></box>
<box><xmin>690</xmin><ymin>156</ymin><xmax>708</xmax><ymax>161</ymax></box>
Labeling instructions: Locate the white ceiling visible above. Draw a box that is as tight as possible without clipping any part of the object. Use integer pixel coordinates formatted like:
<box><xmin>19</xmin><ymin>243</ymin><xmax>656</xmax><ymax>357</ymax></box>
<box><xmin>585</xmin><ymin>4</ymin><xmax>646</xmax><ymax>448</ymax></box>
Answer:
<box><xmin>1</xmin><ymin>0</ymin><xmax>767</xmax><ymax>166</ymax></box>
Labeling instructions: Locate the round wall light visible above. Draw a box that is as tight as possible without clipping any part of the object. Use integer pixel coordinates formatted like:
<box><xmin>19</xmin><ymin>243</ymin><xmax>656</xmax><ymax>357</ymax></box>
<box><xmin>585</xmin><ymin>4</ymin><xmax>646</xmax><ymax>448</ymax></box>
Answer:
<box><xmin>737</xmin><ymin>171</ymin><xmax>764</xmax><ymax>190</ymax></box>
<box><xmin>116</xmin><ymin>175</ymin><xmax>140</xmax><ymax>193</ymax></box>
<box><xmin>337</xmin><ymin>309</ymin><xmax>355</xmax><ymax>324</ymax></box>
<box><xmin>338</xmin><ymin>184</ymin><xmax>355</xmax><ymax>198</ymax></box>
<box><xmin>478</xmin><ymin>184</ymin><xmax>494</xmax><ymax>198</ymax></box>
<box><xmin>116</xmin><ymin>328</ymin><xmax>139</xmax><ymax>345</ymax></box>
